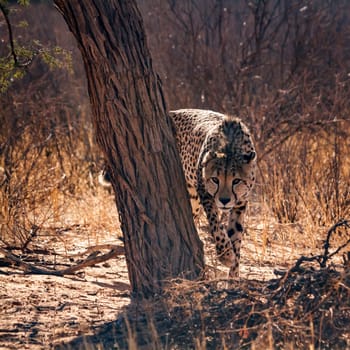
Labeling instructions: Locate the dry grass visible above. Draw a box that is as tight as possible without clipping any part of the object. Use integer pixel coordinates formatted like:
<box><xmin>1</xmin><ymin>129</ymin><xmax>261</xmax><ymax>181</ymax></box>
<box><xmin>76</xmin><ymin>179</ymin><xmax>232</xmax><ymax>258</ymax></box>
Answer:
<box><xmin>260</xmin><ymin>127</ymin><xmax>350</xmax><ymax>227</ymax></box>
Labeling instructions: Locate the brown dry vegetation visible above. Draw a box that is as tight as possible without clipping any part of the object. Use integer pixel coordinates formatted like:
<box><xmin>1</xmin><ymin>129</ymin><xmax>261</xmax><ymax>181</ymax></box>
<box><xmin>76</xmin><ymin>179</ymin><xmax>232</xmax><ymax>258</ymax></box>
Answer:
<box><xmin>0</xmin><ymin>1</ymin><xmax>350</xmax><ymax>349</ymax></box>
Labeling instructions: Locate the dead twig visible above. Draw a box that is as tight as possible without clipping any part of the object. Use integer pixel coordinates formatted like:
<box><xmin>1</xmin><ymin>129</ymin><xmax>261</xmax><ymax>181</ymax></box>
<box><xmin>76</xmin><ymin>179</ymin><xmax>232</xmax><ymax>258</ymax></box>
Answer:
<box><xmin>288</xmin><ymin>219</ymin><xmax>350</xmax><ymax>272</ymax></box>
<box><xmin>320</xmin><ymin>219</ymin><xmax>350</xmax><ymax>267</ymax></box>
<box><xmin>273</xmin><ymin>220</ymin><xmax>350</xmax><ymax>290</ymax></box>
<box><xmin>21</xmin><ymin>225</ymin><xmax>39</xmax><ymax>251</ymax></box>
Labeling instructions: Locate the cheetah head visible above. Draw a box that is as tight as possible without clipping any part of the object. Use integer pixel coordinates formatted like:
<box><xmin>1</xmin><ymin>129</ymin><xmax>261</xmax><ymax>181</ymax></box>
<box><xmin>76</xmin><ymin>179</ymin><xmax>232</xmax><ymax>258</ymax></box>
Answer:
<box><xmin>201</xmin><ymin>150</ymin><xmax>256</xmax><ymax>211</ymax></box>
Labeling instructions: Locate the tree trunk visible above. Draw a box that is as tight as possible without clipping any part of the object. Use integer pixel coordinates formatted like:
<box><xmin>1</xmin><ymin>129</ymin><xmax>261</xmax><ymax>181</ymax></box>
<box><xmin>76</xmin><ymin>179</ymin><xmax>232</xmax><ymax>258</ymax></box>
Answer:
<box><xmin>54</xmin><ymin>0</ymin><xmax>204</xmax><ymax>297</ymax></box>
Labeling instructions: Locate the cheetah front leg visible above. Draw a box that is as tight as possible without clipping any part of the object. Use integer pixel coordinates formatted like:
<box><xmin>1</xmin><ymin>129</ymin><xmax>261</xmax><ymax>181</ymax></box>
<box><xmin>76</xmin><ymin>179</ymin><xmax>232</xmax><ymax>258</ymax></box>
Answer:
<box><xmin>200</xmin><ymin>193</ymin><xmax>236</xmax><ymax>268</ymax></box>
<box><xmin>226</xmin><ymin>203</ymin><xmax>247</xmax><ymax>277</ymax></box>
<box><xmin>187</xmin><ymin>184</ymin><xmax>202</xmax><ymax>223</ymax></box>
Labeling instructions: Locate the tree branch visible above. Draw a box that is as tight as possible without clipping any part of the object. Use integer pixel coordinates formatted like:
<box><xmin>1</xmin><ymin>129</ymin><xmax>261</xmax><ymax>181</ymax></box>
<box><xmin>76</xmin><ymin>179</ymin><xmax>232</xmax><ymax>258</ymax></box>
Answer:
<box><xmin>0</xmin><ymin>2</ymin><xmax>18</xmax><ymax>66</ymax></box>
<box><xmin>0</xmin><ymin>2</ymin><xmax>34</xmax><ymax>68</ymax></box>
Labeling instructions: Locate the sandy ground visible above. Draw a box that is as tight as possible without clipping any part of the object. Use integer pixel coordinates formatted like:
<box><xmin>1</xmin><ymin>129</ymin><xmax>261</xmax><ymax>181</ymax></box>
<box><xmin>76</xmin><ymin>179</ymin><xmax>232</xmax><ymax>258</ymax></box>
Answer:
<box><xmin>0</xmin><ymin>223</ymin><xmax>130</xmax><ymax>350</ymax></box>
<box><xmin>0</xmin><ymin>196</ymin><xmax>309</xmax><ymax>349</ymax></box>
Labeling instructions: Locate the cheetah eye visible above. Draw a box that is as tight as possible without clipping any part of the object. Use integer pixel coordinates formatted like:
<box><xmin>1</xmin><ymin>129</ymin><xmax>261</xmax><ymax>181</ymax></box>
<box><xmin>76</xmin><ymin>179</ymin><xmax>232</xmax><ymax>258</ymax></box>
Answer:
<box><xmin>232</xmin><ymin>179</ymin><xmax>241</xmax><ymax>186</ymax></box>
<box><xmin>211</xmin><ymin>177</ymin><xmax>219</xmax><ymax>185</ymax></box>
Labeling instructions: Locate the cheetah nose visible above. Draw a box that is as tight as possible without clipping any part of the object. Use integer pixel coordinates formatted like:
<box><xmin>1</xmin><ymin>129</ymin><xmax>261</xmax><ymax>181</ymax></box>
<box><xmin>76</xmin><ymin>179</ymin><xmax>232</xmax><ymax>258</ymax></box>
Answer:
<box><xmin>219</xmin><ymin>197</ymin><xmax>230</xmax><ymax>206</ymax></box>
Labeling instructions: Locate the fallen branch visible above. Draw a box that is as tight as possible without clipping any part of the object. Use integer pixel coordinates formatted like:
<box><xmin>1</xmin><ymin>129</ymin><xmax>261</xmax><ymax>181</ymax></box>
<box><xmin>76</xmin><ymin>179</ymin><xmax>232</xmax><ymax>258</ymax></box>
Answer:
<box><xmin>0</xmin><ymin>245</ymin><xmax>124</xmax><ymax>276</ymax></box>
<box><xmin>59</xmin><ymin>246</ymin><xmax>124</xmax><ymax>275</ymax></box>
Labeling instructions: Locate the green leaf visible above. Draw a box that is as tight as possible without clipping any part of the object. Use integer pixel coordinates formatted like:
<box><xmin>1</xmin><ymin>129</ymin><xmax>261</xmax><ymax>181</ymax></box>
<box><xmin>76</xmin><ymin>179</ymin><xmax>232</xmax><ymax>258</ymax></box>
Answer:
<box><xmin>17</xmin><ymin>0</ymin><xmax>30</xmax><ymax>6</ymax></box>
<box><xmin>17</xmin><ymin>20</ymin><xmax>29</xmax><ymax>28</ymax></box>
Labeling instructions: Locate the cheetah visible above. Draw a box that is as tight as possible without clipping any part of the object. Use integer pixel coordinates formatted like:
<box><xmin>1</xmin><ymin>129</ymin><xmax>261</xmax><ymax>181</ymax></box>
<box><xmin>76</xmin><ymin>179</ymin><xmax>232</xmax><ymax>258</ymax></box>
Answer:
<box><xmin>170</xmin><ymin>109</ymin><xmax>256</xmax><ymax>277</ymax></box>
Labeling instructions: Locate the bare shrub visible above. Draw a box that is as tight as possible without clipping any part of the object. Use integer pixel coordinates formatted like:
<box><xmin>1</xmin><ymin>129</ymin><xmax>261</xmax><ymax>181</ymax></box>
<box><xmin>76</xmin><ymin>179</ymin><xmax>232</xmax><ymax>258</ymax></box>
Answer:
<box><xmin>140</xmin><ymin>0</ymin><xmax>350</xmax><ymax>226</ymax></box>
<box><xmin>0</xmin><ymin>2</ymin><xmax>101</xmax><ymax>249</ymax></box>
<box><xmin>0</xmin><ymin>127</ymin><xmax>64</xmax><ymax>247</ymax></box>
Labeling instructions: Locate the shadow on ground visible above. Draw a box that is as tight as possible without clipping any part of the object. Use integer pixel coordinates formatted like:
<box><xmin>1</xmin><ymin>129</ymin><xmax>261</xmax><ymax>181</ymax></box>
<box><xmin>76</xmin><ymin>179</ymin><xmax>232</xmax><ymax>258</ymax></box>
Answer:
<box><xmin>56</xmin><ymin>263</ymin><xmax>350</xmax><ymax>350</ymax></box>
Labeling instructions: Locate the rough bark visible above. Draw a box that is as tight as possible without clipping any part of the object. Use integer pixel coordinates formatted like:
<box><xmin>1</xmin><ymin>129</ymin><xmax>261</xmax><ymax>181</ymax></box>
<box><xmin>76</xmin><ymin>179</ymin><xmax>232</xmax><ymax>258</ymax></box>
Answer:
<box><xmin>53</xmin><ymin>0</ymin><xmax>204</xmax><ymax>297</ymax></box>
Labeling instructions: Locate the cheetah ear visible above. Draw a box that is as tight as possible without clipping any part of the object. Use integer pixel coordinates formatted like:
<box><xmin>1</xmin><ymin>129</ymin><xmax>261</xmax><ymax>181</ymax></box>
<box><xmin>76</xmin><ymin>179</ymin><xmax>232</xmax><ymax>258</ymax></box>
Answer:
<box><xmin>203</xmin><ymin>151</ymin><xmax>215</xmax><ymax>165</ymax></box>
<box><xmin>242</xmin><ymin>151</ymin><xmax>256</xmax><ymax>163</ymax></box>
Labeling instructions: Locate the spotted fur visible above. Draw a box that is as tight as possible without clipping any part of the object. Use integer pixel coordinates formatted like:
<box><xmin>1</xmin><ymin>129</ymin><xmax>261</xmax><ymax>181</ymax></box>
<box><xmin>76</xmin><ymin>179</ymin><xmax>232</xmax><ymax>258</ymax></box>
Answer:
<box><xmin>170</xmin><ymin>109</ymin><xmax>256</xmax><ymax>277</ymax></box>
